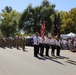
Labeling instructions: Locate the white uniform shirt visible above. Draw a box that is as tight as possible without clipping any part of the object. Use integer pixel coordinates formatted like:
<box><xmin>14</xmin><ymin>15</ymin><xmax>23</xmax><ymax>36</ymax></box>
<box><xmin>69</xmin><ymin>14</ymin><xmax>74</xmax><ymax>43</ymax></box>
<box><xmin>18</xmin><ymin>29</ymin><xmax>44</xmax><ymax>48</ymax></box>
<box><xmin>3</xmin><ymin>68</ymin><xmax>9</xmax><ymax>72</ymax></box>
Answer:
<box><xmin>56</xmin><ymin>39</ymin><xmax>61</xmax><ymax>47</ymax></box>
<box><xmin>39</xmin><ymin>37</ymin><xmax>45</xmax><ymax>44</ymax></box>
<box><xmin>50</xmin><ymin>38</ymin><xmax>56</xmax><ymax>45</ymax></box>
<box><xmin>33</xmin><ymin>36</ymin><xmax>40</xmax><ymax>45</ymax></box>
<box><xmin>45</xmin><ymin>38</ymin><xmax>50</xmax><ymax>44</ymax></box>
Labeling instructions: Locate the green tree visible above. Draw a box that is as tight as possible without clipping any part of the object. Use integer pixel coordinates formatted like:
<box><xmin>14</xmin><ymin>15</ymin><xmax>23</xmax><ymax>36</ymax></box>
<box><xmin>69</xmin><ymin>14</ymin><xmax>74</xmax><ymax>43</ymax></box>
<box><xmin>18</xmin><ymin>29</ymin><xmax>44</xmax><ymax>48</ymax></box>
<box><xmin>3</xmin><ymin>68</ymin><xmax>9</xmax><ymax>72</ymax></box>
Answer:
<box><xmin>19</xmin><ymin>0</ymin><xmax>55</xmax><ymax>34</ymax></box>
<box><xmin>60</xmin><ymin>8</ymin><xmax>76</xmax><ymax>34</ymax></box>
<box><xmin>2</xmin><ymin>6</ymin><xmax>12</xmax><ymax>13</ymax></box>
<box><xmin>69</xmin><ymin>8</ymin><xmax>76</xmax><ymax>33</ymax></box>
<box><xmin>0</xmin><ymin>6</ymin><xmax>21</xmax><ymax>37</ymax></box>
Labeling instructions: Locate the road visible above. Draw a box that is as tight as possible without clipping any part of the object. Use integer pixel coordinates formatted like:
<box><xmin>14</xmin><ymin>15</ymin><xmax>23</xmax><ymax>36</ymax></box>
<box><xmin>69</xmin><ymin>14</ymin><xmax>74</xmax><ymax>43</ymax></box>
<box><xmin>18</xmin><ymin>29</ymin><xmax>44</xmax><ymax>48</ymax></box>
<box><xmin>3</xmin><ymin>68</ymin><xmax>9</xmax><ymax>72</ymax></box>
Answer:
<box><xmin>0</xmin><ymin>46</ymin><xmax>76</xmax><ymax>75</ymax></box>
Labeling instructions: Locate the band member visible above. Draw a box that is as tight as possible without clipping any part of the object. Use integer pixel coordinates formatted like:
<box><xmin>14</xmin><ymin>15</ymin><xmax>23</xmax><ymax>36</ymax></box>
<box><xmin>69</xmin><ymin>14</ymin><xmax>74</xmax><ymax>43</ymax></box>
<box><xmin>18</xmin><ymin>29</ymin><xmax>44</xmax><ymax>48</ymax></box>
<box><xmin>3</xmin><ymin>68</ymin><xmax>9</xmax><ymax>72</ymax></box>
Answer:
<box><xmin>56</xmin><ymin>37</ymin><xmax>61</xmax><ymax>56</ymax></box>
<box><xmin>45</xmin><ymin>35</ymin><xmax>50</xmax><ymax>56</ymax></box>
<box><xmin>33</xmin><ymin>32</ymin><xmax>39</xmax><ymax>57</ymax></box>
<box><xmin>50</xmin><ymin>36</ymin><xmax>56</xmax><ymax>56</ymax></box>
<box><xmin>39</xmin><ymin>36</ymin><xmax>45</xmax><ymax>57</ymax></box>
<box><xmin>38</xmin><ymin>34</ymin><xmax>41</xmax><ymax>54</ymax></box>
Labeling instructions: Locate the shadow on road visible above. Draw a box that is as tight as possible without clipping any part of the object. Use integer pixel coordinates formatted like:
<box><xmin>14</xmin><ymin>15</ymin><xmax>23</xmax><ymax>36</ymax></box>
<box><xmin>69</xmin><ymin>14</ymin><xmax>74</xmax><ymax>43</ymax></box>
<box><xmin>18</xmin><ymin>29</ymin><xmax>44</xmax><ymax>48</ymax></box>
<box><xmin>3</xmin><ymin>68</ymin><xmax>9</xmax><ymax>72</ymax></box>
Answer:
<box><xmin>66</xmin><ymin>60</ymin><xmax>76</xmax><ymax>65</ymax></box>
<box><xmin>55</xmin><ymin>56</ymin><xmax>69</xmax><ymax>59</ymax></box>
<box><xmin>44</xmin><ymin>56</ymin><xmax>65</xmax><ymax>65</ymax></box>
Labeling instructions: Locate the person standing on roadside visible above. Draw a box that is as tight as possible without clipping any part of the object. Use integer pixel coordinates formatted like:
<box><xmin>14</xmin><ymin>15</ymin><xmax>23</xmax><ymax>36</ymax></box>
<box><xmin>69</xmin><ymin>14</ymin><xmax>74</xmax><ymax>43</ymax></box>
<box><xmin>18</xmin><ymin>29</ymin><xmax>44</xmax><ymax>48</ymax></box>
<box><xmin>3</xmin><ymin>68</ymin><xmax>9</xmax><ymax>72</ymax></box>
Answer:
<box><xmin>45</xmin><ymin>35</ymin><xmax>50</xmax><ymax>56</ymax></box>
<box><xmin>33</xmin><ymin>32</ymin><xmax>40</xmax><ymax>57</ymax></box>
<box><xmin>56</xmin><ymin>37</ymin><xmax>62</xmax><ymax>56</ymax></box>
<box><xmin>50</xmin><ymin>36</ymin><xmax>56</xmax><ymax>56</ymax></box>
<box><xmin>39</xmin><ymin>36</ymin><xmax>45</xmax><ymax>57</ymax></box>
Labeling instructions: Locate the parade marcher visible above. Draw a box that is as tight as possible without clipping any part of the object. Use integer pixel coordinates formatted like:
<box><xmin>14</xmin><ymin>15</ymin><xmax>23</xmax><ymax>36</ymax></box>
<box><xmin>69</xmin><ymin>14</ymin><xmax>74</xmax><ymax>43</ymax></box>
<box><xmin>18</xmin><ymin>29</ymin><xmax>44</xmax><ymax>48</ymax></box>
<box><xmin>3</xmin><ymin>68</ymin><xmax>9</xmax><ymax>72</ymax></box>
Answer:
<box><xmin>21</xmin><ymin>37</ymin><xmax>26</xmax><ymax>51</ymax></box>
<box><xmin>45</xmin><ymin>35</ymin><xmax>50</xmax><ymax>56</ymax></box>
<box><xmin>38</xmin><ymin>34</ymin><xmax>41</xmax><ymax>54</ymax></box>
<box><xmin>56</xmin><ymin>37</ymin><xmax>62</xmax><ymax>56</ymax></box>
<box><xmin>33</xmin><ymin>32</ymin><xmax>40</xmax><ymax>57</ymax></box>
<box><xmin>50</xmin><ymin>36</ymin><xmax>56</xmax><ymax>56</ymax></box>
<box><xmin>39</xmin><ymin>36</ymin><xmax>45</xmax><ymax>57</ymax></box>
<box><xmin>9</xmin><ymin>37</ymin><xmax>13</xmax><ymax>49</ymax></box>
<box><xmin>16</xmin><ymin>36</ymin><xmax>19</xmax><ymax>49</ymax></box>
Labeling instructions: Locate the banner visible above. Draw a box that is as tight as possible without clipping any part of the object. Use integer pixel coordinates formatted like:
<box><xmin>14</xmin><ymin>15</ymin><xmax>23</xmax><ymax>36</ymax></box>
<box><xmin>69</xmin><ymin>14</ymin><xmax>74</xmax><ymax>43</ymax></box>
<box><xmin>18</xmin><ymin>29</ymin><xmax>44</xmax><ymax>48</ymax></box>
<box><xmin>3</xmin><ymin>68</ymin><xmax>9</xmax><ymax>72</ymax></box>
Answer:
<box><xmin>41</xmin><ymin>22</ymin><xmax>45</xmax><ymax>38</ymax></box>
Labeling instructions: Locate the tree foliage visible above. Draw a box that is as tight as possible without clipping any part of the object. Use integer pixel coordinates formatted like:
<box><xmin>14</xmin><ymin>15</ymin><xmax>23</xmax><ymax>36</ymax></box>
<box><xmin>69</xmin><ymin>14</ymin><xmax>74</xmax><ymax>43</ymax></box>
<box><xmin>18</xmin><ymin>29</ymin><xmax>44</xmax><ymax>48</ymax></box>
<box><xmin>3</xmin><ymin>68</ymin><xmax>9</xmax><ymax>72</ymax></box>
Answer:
<box><xmin>0</xmin><ymin>6</ymin><xmax>21</xmax><ymax>37</ymax></box>
<box><xmin>60</xmin><ymin>8</ymin><xmax>76</xmax><ymax>34</ymax></box>
<box><xmin>19</xmin><ymin>0</ymin><xmax>55</xmax><ymax>34</ymax></box>
<box><xmin>0</xmin><ymin>3</ymin><xmax>76</xmax><ymax>36</ymax></box>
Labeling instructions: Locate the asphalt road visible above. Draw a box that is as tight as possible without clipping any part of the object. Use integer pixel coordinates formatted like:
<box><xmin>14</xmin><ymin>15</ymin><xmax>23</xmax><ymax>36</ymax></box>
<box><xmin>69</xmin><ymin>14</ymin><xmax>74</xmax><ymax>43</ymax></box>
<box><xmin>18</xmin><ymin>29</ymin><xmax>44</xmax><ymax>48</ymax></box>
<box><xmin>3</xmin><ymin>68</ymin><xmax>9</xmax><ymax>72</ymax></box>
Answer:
<box><xmin>0</xmin><ymin>46</ymin><xmax>76</xmax><ymax>75</ymax></box>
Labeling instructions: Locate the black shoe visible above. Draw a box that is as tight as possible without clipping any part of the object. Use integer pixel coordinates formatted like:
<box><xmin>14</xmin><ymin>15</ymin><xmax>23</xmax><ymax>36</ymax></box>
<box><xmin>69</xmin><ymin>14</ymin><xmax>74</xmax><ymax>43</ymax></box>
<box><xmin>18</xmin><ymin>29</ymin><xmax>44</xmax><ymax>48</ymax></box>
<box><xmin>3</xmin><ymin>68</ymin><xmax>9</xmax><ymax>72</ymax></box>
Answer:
<box><xmin>40</xmin><ymin>54</ymin><xmax>43</xmax><ymax>57</ymax></box>
<box><xmin>57</xmin><ymin>55</ymin><xmax>60</xmax><ymax>57</ymax></box>
<box><xmin>46</xmin><ymin>55</ymin><xmax>49</xmax><ymax>57</ymax></box>
<box><xmin>34</xmin><ymin>55</ymin><xmax>38</xmax><ymax>58</ymax></box>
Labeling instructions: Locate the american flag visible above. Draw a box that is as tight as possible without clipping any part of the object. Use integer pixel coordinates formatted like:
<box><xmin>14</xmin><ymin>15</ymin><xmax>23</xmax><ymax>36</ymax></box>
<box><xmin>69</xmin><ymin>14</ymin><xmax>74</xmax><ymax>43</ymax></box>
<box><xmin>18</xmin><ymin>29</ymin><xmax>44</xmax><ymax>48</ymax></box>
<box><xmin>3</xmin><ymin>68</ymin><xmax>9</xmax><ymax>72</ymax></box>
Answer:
<box><xmin>41</xmin><ymin>22</ymin><xmax>45</xmax><ymax>38</ymax></box>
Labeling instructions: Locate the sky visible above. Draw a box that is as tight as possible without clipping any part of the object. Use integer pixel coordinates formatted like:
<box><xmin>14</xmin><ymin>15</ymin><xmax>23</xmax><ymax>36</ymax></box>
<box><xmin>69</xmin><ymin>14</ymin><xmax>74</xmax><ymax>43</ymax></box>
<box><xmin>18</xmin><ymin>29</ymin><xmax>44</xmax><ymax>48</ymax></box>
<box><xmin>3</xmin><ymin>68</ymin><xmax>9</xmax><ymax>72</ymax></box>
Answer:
<box><xmin>0</xmin><ymin>0</ymin><xmax>76</xmax><ymax>13</ymax></box>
